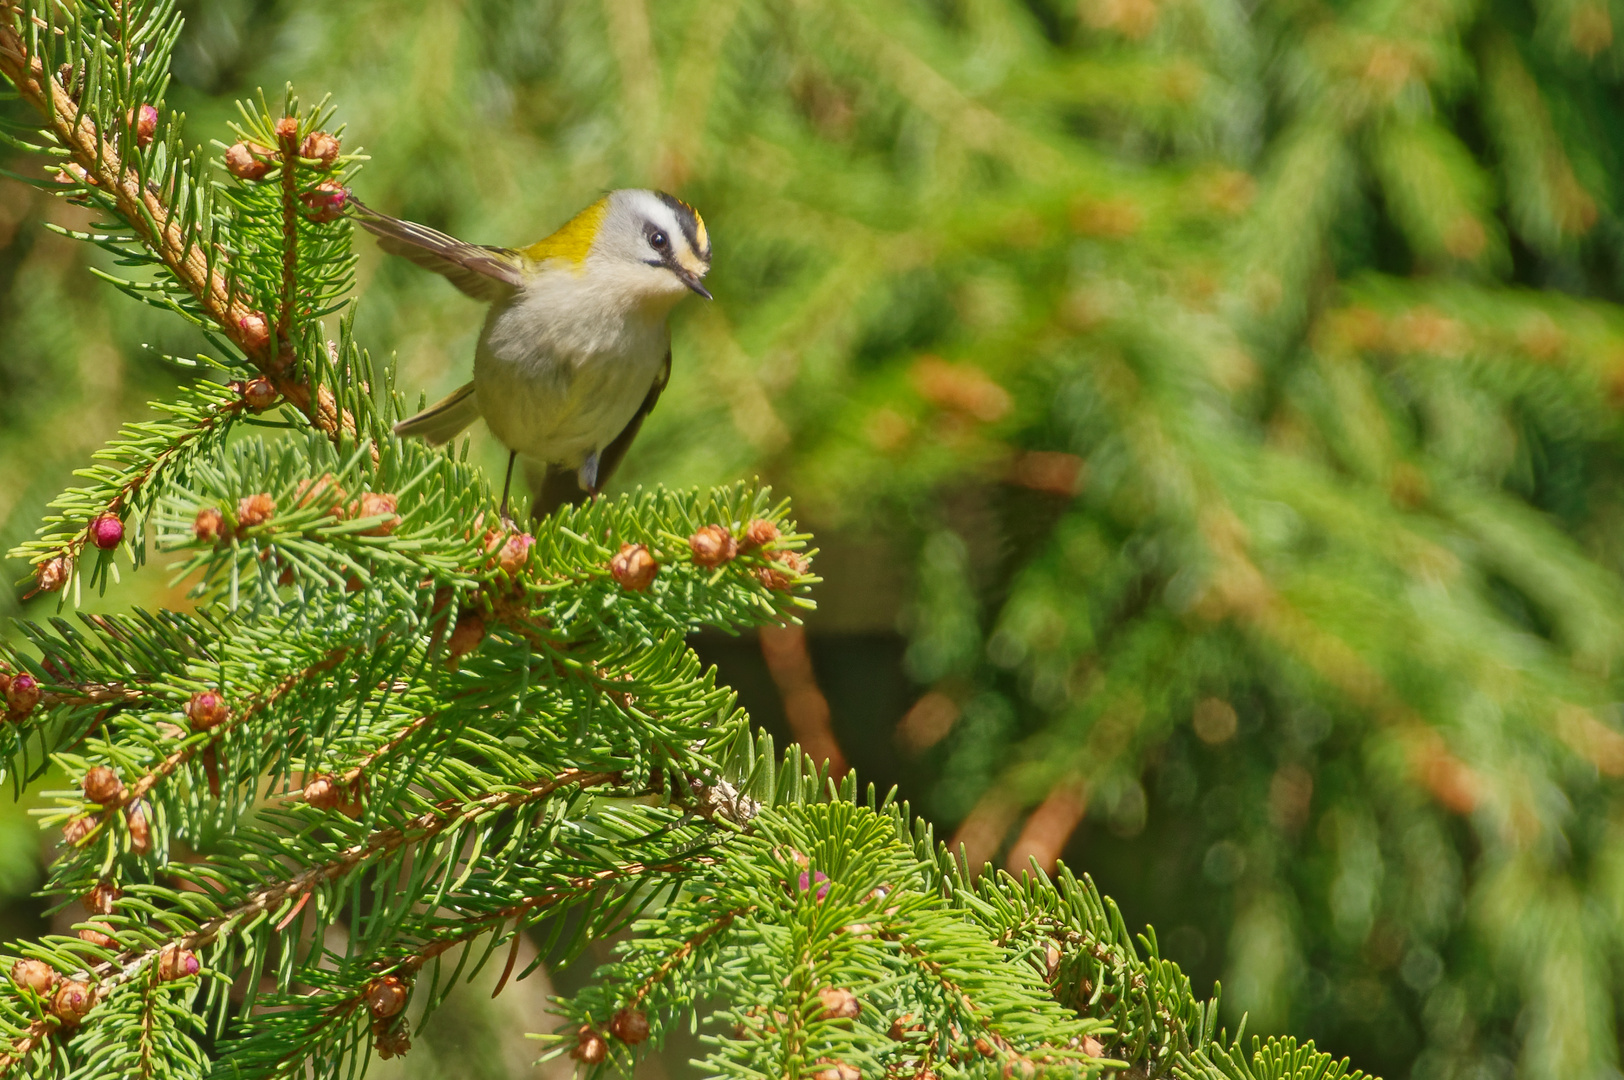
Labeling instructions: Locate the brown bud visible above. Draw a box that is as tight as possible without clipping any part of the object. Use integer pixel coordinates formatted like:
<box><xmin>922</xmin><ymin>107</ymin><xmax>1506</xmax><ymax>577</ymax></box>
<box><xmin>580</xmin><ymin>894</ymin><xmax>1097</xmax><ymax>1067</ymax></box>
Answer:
<box><xmin>224</xmin><ymin>141</ymin><xmax>273</xmax><ymax>181</ymax></box>
<box><xmin>238</xmin><ymin>311</ymin><xmax>270</xmax><ymax>352</ymax></box>
<box><xmin>193</xmin><ymin>507</ymin><xmax>225</xmax><ymax>543</ymax></box>
<box><xmin>375</xmin><ymin>1018</ymin><xmax>412</xmax><ymax>1059</ymax></box>
<box><xmin>51</xmin><ymin>980</ymin><xmax>93</xmax><ymax>1025</ymax></box>
<box><xmin>300</xmin><ymin>181</ymin><xmax>350</xmax><ymax>223</ymax></box>
<box><xmin>448</xmin><ymin>613</ymin><xmax>486</xmax><ymax>662</ymax></box>
<box><xmin>34</xmin><ymin>557</ymin><xmax>69</xmax><ymax>594</ymax></box>
<box><xmin>498</xmin><ymin>533</ymin><xmax>535</xmax><ymax>577</ymax></box>
<box><xmin>125</xmin><ymin>801</ymin><xmax>151</xmax><ymax>854</ymax></box>
<box><xmin>610</xmin><ymin>543</ymin><xmax>658</xmax><ymax>591</ymax></box>
<box><xmin>5</xmin><ymin>673</ymin><xmax>40</xmax><ymax>716</ymax></box>
<box><xmin>128</xmin><ymin>104</ymin><xmax>157</xmax><ymax>148</ymax></box>
<box><xmin>156</xmin><ymin>944</ymin><xmax>199</xmax><ymax>981</ymax></box>
<box><xmin>60</xmin><ymin>815</ymin><xmax>94</xmax><ymax>847</ymax></box>
<box><xmin>10</xmin><ymin>959</ymin><xmax>57</xmax><ymax>996</ymax></box>
<box><xmin>241</xmin><ymin>377</ymin><xmax>277</xmax><ymax>411</ymax></box>
<box><xmin>974</xmin><ymin>1037</ymin><xmax>995</xmax><ymax>1057</ymax></box>
<box><xmin>571</xmin><ymin>1027</ymin><xmax>608</xmax><ymax>1064</ymax></box>
<box><xmin>1002</xmin><ymin>1058</ymin><xmax>1036</xmax><ymax>1079</ymax></box>
<box><xmin>77</xmin><ymin>921</ymin><xmax>116</xmax><ymax>949</ymax></box>
<box><xmin>299</xmin><ymin>130</ymin><xmax>341</xmax><ymax>168</ymax></box>
<box><xmin>812</xmin><ymin>1062</ymin><xmax>861</xmax><ymax>1080</ymax></box>
<box><xmin>887</xmin><ymin>1014</ymin><xmax>919</xmax><ymax>1041</ymax></box>
<box><xmin>1044</xmin><ymin>940</ymin><xmax>1062</xmax><ymax>980</ymax></box>
<box><xmin>1080</xmin><ymin>1035</ymin><xmax>1105</xmax><ymax>1057</ymax></box>
<box><xmin>303</xmin><ymin>774</ymin><xmax>343</xmax><ymax>810</ymax></box>
<box><xmin>755</xmin><ymin>550</ymin><xmax>809</xmax><ymax>591</ymax></box>
<box><xmin>236</xmin><ymin>493</ymin><xmax>275</xmax><ymax>529</ymax></box>
<box><xmin>741</xmin><ymin>519</ymin><xmax>780</xmax><ymax>550</ymax></box>
<box><xmin>83</xmin><ymin>882</ymin><xmax>120</xmax><ymax>915</ymax></box>
<box><xmin>354</xmin><ymin>492</ymin><xmax>400</xmax><ymax>536</ymax></box>
<box><xmin>81</xmin><ymin>766</ymin><xmax>123</xmax><ymax>806</ymax></box>
<box><xmin>817</xmin><ymin>987</ymin><xmax>860</xmax><ymax>1020</ymax></box>
<box><xmin>689</xmin><ymin>525</ymin><xmax>738</xmax><ymax>568</ymax></box>
<box><xmin>185</xmin><ymin>689</ymin><xmax>230</xmax><ymax>730</ymax></box>
<box><xmin>366</xmin><ymin>975</ymin><xmax>408</xmax><ymax>1020</ymax></box>
<box><xmin>609</xmin><ymin>1008</ymin><xmax>650</xmax><ymax>1044</ymax></box>
<box><xmin>274</xmin><ymin>116</ymin><xmax>299</xmax><ymax>141</ymax></box>
<box><xmin>89</xmin><ymin>513</ymin><xmax>125</xmax><ymax>551</ymax></box>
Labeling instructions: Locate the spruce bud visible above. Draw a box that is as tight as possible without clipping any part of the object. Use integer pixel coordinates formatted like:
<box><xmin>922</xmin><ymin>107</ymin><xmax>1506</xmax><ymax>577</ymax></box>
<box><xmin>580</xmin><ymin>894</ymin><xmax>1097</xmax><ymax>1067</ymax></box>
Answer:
<box><xmin>571</xmin><ymin>1027</ymin><xmax>608</xmax><ymax>1064</ymax></box>
<box><xmin>295</xmin><ymin>473</ymin><xmax>348</xmax><ymax>514</ymax></box>
<box><xmin>61</xmin><ymin>815</ymin><xmax>93</xmax><ymax>847</ymax></box>
<box><xmin>238</xmin><ymin>311</ymin><xmax>270</xmax><ymax>353</ymax></box>
<box><xmin>375</xmin><ymin>1019</ymin><xmax>412</xmax><ymax>1059</ymax></box>
<box><xmin>1044</xmin><ymin>940</ymin><xmax>1062</xmax><ymax>980</ymax></box>
<box><xmin>89</xmin><ymin>513</ymin><xmax>124</xmax><ymax>551</ymax></box>
<box><xmin>50</xmin><ymin>980</ymin><xmax>93</xmax><ymax>1025</ymax></box>
<box><xmin>448</xmin><ymin>613</ymin><xmax>486</xmax><ymax>662</ymax></box>
<box><xmin>193</xmin><ymin>506</ymin><xmax>225</xmax><ymax>543</ymax></box>
<box><xmin>812</xmin><ymin>1063</ymin><xmax>861</xmax><ymax>1080</ymax></box>
<box><xmin>125</xmin><ymin>800</ymin><xmax>151</xmax><ymax>854</ymax></box>
<box><xmin>366</xmin><ymin>975</ymin><xmax>408</xmax><ymax>1020</ymax></box>
<box><xmin>224</xmin><ymin>141</ymin><xmax>272</xmax><ymax>181</ymax></box>
<box><xmin>236</xmin><ymin>493</ymin><xmax>275</xmax><ymax>530</ymax></box>
<box><xmin>498</xmin><ymin>533</ymin><xmax>534</xmax><ymax>577</ymax></box>
<box><xmin>5</xmin><ymin>673</ymin><xmax>40</xmax><ymax>716</ymax></box>
<box><xmin>10</xmin><ymin>959</ymin><xmax>57</xmax><ymax>996</ymax></box>
<box><xmin>299</xmin><ymin>130</ymin><xmax>341</xmax><ymax>168</ymax></box>
<box><xmin>156</xmin><ymin>944</ymin><xmax>199</xmax><ymax>981</ymax></box>
<box><xmin>1080</xmin><ymin>1035</ymin><xmax>1105</xmax><ymax>1057</ymax></box>
<box><xmin>274</xmin><ymin>116</ymin><xmax>299</xmax><ymax>141</ymax></box>
<box><xmin>185</xmin><ymin>689</ymin><xmax>229</xmax><ymax>730</ymax></box>
<box><xmin>817</xmin><ymin>987</ymin><xmax>860</xmax><ymax>1020</ymax></box>
<box><xmin>81</xmin><ymin>766</ymin><xmax>123</xmax><ymax>806</ymax></box>
<box><xmin>77</xmin><ymin>921</ymin><xmax>115</xmax><ymax>949</ymax></box>
<box><xmin>755</xmin><ymin>550</ymin><xmax>809</xmax><ymax>591</ymax></box>
<box><xmin>300</xmin><ymin>181</ymin><xmax>350</xmax><ymax>223</ymax></box>
<box><xmin>303</xmin><ymin>774</ymin><xmax>343</xmax><ymax>810</ymax></box>
<box><xmin>241</xmin><ymin>377</ymin><xmax>277</xmax><ymax>411</ymax></box>
<box><xmin>688</xmin><ymin>525</ymin><xmax>738</xmax><ymax>568</ymax></box>
<box><xmin>609</xmin><ymin>1008</ymin><xmax>650</xmax><ymax>1044</ymax></box>
<box><xmin>741</xmin><ymin>519</ymin><xmax>780</xmax><ymax>550</ymax></box>
<box><xmin>34</xmin><ymin>557</ymin><xmax>69</xmax><ymax>594</ymax></box>
<box><xmin>83</xmin><ymin>882</ymin><xmax>120</xmax><ymax>915</ymax></box>
<box><xmin>610</xmin><ymin>543</ymin><xmax>658</xmax><ymax>591</ymax></box>
<box><xmin>354</xmin><ymin>492</ymin><xmax>399</xmax><ymax>535</ymax></box>
<box><xmin>129</xmin><ymin>104</ymin><xmax>157</xmax><ymax>148</ymax></box>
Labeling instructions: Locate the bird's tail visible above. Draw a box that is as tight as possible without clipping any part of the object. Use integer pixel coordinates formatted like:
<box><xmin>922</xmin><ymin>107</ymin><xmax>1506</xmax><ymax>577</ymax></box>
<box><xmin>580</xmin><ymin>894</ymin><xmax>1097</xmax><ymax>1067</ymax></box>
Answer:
<box><xmin>394</xmin><ymin>382</ymin><xmax>480</xmax><ymax>445</ymax></box>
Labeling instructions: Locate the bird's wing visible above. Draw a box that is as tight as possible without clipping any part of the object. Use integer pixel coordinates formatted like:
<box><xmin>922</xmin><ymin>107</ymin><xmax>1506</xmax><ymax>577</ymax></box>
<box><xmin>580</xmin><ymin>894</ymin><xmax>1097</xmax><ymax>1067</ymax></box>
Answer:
<box><xmin>350</xmin><ymin>197</ymin><xmax>525</xmax><ymax>303</ymax></box>
<box><xmin>592</xmin><ymin>349</ymin><xmax>671</xmax><ymax>490</ymax></box>
<box><xmin>526</xmin><ymin>349</ymin><xmax>672</xmax><ymax>521</ymax></box>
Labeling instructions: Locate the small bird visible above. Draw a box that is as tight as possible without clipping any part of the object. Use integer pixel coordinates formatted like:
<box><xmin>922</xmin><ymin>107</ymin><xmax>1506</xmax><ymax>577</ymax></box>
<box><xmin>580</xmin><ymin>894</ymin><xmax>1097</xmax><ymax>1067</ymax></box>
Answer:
<box><xmin>352</xmin><ymin>189</ymin><xmax>712</xmax><ymax>521</ymax></box>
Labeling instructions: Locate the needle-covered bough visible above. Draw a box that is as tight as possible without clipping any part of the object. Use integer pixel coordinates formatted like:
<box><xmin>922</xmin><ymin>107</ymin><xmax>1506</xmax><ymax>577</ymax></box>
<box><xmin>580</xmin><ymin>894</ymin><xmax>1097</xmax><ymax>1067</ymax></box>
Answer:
<box><xmin>0</xmin><ymin>2</ymin><xmax>1373</xmax><ymax>1079</ymax></box>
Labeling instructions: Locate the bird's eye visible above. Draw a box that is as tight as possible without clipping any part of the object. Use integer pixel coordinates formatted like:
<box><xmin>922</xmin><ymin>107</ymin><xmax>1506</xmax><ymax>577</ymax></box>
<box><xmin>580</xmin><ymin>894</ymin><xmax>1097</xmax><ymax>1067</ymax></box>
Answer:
<box><xmin>649</xmin><ymin>230</ymin><xmax>669</xmax><ymax>249</ymax></box>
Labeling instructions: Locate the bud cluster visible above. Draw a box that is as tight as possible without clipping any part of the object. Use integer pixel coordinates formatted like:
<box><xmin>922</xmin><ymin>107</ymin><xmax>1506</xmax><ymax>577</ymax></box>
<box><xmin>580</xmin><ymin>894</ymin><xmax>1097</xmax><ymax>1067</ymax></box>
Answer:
<box><xmin>0</xmin><ymin>670</ymin><xmax>41</xmax><ymax>720</ymax></box>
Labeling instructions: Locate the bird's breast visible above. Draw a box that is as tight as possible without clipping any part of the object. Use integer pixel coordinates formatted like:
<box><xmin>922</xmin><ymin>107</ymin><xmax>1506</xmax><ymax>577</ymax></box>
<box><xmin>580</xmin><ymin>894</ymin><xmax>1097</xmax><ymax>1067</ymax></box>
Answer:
<box><xmin>472</xmin><ymin>268</ymin><xmax>670</xmax><ymax>467</ymax></box>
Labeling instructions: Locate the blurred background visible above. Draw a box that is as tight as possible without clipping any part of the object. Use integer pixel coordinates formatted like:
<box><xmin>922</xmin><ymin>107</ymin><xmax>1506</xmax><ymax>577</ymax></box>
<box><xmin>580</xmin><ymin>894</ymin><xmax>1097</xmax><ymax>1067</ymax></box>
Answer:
<box><xmin>7</xmin><ymin>0</ymin><xmax>1624</xmax><ymax>1077</ymax></box>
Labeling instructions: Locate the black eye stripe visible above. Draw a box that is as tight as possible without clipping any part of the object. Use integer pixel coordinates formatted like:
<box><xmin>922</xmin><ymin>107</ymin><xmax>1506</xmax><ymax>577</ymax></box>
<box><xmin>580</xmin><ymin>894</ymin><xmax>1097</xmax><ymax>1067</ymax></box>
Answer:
<box><xmin>652</xmin><ymin>190</ymin><xmax>709</xmax><ymax>261</ymax></box>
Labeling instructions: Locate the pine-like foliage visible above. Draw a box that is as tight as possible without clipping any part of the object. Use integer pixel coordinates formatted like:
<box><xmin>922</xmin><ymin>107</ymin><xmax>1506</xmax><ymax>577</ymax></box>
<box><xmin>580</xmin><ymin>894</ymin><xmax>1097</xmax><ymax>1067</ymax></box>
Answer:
<box><xmin>0</xmin><ymin>2</ymin><xmax>1374</xmax><ymax>1077</ymax></box>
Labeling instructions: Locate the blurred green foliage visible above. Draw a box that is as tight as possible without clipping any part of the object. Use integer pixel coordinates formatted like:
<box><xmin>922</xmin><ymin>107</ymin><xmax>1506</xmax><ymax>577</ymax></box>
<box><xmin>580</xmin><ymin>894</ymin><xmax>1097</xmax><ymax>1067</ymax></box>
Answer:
<box><xmin>7</xmin><ymin>0</ymin><xmax>1624</xmax><ymax>1078</ymax></box>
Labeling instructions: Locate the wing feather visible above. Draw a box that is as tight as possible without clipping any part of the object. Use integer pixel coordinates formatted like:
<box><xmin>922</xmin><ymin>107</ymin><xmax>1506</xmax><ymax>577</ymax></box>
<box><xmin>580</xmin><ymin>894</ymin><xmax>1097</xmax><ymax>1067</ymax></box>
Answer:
<box><xmin>350</xmin><ymin>198</ymin><xmax>524</xmax><ymax>303</ymax></box>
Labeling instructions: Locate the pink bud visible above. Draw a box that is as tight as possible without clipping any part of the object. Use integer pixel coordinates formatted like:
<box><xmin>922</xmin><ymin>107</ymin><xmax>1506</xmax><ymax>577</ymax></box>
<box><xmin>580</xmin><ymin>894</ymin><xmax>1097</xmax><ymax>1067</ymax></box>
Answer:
<box><xmin>5</xmin><ymin>674</ymin><xmax>40</xmax><ymax>716</ymax></box>
<box><xmin>300</xmin><ymin>181</ymin><xmax>350</xmax><ymax>224</ymax></box>
<box><xmin>89</xmin><ymin>513</ymin><xmax>124</xmax><ymax>551</ymax></box>
<box><xmin>129</xmin><ymin>104</ymin><xmax>157</xmax><ymax>148</ymax></box>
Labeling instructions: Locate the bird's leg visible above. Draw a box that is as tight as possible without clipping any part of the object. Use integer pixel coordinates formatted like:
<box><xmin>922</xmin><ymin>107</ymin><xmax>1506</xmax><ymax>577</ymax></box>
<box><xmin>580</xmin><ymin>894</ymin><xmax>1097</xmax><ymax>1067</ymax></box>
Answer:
<box><xmin>498</xmin><ymin>450</ymin><xmax>518</xmax><ymax>529</ymax></box>
<box><xmin>577</xmin><ymin>449</ymin><xmax>601</xmax><ymax>495</ymax></box>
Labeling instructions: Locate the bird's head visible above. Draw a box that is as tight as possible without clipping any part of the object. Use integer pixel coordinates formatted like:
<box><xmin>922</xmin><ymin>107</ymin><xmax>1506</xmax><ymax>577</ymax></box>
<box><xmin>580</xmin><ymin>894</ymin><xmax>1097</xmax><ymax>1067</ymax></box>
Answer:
<box><xmin>529</xmin><ymin>189</ymin><xmax>712</xmax><ymax>305</ymax></box>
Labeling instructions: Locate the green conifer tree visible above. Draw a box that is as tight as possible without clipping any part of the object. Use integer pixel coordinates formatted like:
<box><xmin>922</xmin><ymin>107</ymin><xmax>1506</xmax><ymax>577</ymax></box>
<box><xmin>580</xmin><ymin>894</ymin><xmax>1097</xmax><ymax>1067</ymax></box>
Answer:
<box><xmin>0</xmin><ymin>2</ymin><xmax>1373</xmax><ymax>1077</ymax></box>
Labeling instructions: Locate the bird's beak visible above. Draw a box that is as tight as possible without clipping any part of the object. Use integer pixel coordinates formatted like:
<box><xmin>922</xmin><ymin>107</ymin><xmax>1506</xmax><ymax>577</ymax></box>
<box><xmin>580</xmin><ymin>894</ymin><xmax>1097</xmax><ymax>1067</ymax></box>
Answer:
<box><xmin>676</xmin><ymin>266</ymin><xmax>713</xmax><ymax>300</ymax></box>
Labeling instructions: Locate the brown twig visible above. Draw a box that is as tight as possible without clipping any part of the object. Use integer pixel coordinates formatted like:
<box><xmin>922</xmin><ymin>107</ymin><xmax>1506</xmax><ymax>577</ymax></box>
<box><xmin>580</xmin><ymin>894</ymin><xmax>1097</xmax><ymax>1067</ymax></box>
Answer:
<box><xmin>0</xmin><ymin>5</ymin><xmax>341</xmax><ymax>441</ymax></box>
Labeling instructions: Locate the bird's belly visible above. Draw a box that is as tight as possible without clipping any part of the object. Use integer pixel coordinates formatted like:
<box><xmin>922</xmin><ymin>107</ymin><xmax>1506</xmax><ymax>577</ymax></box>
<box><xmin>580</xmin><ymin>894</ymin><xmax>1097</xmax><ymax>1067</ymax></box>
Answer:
<box><xmin>473</xmin><ymin>304</ymin><xmax>666</xmax><ymax>468</ymax></box>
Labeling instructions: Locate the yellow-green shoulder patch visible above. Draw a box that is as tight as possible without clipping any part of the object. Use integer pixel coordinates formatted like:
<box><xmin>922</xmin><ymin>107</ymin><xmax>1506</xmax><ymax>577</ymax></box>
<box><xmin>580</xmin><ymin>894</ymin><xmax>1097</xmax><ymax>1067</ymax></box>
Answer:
<box><xmin>522</xmin><ymin>197</ymin><xmax>609</xmax><ymax>266</ymax></box>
